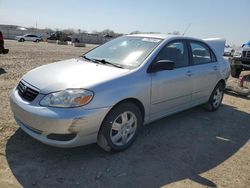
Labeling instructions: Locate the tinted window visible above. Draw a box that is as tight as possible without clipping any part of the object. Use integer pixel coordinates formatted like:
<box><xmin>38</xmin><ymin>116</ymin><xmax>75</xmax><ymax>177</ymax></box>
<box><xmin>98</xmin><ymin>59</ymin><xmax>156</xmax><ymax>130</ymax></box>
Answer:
<box><xmin>156</xmin><ymin>41</ymin><xmax>189</xmax><ymax>68</ymax></box>
<box><xmin>190</xmin><ymin>42</ymin><xmax>213</xmax><ymax>64</ymax></box>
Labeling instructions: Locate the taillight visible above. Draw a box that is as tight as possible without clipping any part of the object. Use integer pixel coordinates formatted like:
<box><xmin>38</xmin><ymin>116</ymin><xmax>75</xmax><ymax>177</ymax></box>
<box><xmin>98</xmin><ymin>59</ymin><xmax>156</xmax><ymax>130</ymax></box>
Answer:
<box><xmin>239</xmin><ymin>76</ymin><xmax>245</xmax><ymax>87</ymax></box>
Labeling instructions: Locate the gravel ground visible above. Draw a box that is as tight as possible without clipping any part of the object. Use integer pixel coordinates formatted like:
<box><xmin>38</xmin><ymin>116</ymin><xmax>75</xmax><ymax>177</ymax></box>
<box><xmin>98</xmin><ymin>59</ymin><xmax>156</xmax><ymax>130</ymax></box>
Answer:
<box><xmin>0</xmin><ymin>40</ymin><xmax>249</xmax><ymax>188</ymax></box>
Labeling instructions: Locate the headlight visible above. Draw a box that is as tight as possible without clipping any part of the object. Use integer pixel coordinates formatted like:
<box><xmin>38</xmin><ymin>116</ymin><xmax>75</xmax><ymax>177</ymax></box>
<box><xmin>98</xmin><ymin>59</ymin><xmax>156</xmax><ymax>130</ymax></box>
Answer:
<box><xmin>40</xmin><ymin>89</ymin><xmax>94</xmax><ymax>108</ymax></box>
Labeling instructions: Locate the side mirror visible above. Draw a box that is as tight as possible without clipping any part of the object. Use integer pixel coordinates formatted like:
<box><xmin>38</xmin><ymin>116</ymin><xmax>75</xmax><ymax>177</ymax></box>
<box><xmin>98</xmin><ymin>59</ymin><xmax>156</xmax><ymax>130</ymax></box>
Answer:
<box><xmin>148</xmin><ymin>60</ymin><xmax>175</xmax><ymax>73</ymax></box>
<box><xmin>242</xmin><ymin>44</ymin><xmax>245</xmax><ymax>48</ymax></box>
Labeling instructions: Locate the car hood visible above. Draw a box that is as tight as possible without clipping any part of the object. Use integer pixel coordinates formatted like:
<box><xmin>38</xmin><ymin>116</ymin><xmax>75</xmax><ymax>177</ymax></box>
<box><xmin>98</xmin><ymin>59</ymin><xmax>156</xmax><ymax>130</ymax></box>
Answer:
<box><xmin>243</xmin><ymin>46</ymin><xmax>250</xmax><ymax>51</ymax></box>
<box><xmin>22</xmin><ymin>58</ymin><xmax>130</xmax><ymax>94</ymax></box>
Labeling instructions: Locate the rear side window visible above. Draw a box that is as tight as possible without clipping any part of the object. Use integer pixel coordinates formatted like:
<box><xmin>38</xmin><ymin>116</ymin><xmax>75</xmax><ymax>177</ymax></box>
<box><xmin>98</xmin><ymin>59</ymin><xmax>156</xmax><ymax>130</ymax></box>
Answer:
<box><xmin>156</xmin><ymin>41</ymin><xmax>189</xmax><ymax>68</ymax></box>
<box><xmin>190</xmin><ymin>42</ymin><xmax>216</xmax><ymax>65</ymax></box>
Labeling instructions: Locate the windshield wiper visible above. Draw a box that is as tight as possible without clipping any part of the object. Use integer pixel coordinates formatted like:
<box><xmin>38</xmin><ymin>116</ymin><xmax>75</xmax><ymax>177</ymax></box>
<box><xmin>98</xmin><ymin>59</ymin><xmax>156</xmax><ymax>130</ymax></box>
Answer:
<box><xmin>82</xmin><ymin>56</ymin><xmax>100</xmax><ymax>64</ymax></box>
<box><xmin>93</xmin><ymin>58</ymin><xmax>123</xmax><ymax>68</ymax></box>
<box><xmin>82</xmin><ymin>56</ymin><xmax>123</xmax><ymax>68</ymax></box>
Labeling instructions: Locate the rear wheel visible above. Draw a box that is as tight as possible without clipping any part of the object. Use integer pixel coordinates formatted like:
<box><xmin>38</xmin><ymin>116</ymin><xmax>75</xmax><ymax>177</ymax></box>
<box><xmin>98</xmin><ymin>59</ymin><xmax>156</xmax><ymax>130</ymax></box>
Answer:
<box><xmin>97</xmin><ymin>102</ymin><xmax>142</xmax><ymax>152</ymax></box>
<box><xmin>19</xmin><ymin>38</ymin><xmax>25</xmax><ymax>42</ymax></box>
<box><xmin>205</xmin><ymin>82</ymin><xmax>225</xmax><ymax>111</ymax></box>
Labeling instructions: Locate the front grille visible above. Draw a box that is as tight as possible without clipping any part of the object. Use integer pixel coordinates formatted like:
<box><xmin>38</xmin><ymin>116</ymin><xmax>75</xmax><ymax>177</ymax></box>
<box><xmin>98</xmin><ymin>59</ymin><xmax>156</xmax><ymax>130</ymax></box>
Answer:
<box><xmin>242</xmin><ymin>51</ymin><xmax>246</xmax><ymax>57</ymax></box>
<box><xmin>17</xmin><ymin>81</ymin><xmax>39</xmax><ymax>102</ymax></box>
<box><xmin>47</xmin><ymin>133</ymin><xmax>77</xmax><ymax>141</ymax></box>
<box><xmin>247</xmin><ymin>51</ymin><xmax>250</xmax><ymax>58</ymax></box>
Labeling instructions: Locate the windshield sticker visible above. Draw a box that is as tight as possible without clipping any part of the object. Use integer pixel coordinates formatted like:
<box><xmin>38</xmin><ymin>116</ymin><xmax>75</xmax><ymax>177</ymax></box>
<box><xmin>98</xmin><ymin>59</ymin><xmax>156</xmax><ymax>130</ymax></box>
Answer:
<box><xmin>142</xmin><ymin>38</ymin><xmax>161</xmax><ymax>43</ymax></box>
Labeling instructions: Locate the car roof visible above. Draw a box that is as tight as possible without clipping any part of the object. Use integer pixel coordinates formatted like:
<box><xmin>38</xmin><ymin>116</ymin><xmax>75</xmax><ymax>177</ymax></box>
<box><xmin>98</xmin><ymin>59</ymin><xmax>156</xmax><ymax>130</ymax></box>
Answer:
<box><xmin>127</xmin><ymin>33</ymin><xmax>226</xmax><ymax>57</ymax></box>
<box><xmin>127</xmin><ymin>33</ymin><xmax>201</xmax><ymax>41</ymax></box>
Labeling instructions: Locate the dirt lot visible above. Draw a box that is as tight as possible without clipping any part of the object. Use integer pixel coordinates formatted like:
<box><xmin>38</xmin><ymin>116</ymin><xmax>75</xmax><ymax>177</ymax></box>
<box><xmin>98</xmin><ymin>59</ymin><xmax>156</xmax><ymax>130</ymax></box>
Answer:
<box><xmin>0</xmin><ymin>40</ymin><xmax>249</xmax><ymax>188</ymax></box>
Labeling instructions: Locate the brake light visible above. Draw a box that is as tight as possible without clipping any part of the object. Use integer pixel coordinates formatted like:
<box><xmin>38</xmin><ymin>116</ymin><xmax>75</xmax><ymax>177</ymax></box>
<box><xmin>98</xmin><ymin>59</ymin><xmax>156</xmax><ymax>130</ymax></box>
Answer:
<box><xmin>239</xmin><ymin>76</ymin><xmax>245</xmax><ymax>87</ymax></box>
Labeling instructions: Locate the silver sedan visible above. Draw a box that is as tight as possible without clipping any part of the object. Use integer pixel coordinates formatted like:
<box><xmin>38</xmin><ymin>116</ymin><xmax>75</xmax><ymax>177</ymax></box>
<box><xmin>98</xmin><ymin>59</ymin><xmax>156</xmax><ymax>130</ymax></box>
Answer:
<box><xmin>10</xmin><ymin>34</ymin><xmax>230</xmax><ymax>151</ymax></box>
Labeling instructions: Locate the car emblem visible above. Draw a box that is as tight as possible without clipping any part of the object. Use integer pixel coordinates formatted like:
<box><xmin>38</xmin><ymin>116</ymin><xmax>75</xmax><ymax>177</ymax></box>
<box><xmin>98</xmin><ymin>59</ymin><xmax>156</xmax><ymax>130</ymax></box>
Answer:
<box><xmin>20</xmin><ymin>83</ymin><xmax>27</xmax><ymax>93</ymax></box>
<box><xmin>22</xmin><ymin>85</ymin><xmax>27</xmax><ymax>93</ymax></box>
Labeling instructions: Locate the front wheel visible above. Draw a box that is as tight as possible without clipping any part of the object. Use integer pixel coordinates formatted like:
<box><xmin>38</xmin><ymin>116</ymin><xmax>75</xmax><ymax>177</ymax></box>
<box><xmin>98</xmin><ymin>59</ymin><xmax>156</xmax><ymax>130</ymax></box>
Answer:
<box><xmin>97</xmin><ymin>102</ymin><xmax>142</xmax><ymax>152</ymax></box>
<box><xmin>205</xmin><ymin>82</ymin><xmax>225</xmax><ymax>111</ymax></box>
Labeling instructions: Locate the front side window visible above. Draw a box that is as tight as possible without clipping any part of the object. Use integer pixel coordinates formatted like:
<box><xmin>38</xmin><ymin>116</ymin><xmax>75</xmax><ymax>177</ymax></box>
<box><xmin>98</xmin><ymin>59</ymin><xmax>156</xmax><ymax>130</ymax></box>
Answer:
<box><xmin>190</xmin><ymin>42</ymin><xmax>213</xmax><ymax>64</ymax></box>
<box><xmin>156</xmin><ymin>41</ymin><xmax>189</xmax><ymax>68</ymax></box>
<box><xmin>84</xmin><ymin>36</ymin><xmax>162</xmax><ymax>69</ymax></box>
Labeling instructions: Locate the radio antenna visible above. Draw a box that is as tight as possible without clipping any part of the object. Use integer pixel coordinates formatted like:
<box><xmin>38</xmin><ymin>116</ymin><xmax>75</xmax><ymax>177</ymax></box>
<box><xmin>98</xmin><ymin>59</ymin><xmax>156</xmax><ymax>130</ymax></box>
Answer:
<box><xmin>182</xmin><ymin>23</ymin><xmax>191</xmax><ymax>36</ymax></box>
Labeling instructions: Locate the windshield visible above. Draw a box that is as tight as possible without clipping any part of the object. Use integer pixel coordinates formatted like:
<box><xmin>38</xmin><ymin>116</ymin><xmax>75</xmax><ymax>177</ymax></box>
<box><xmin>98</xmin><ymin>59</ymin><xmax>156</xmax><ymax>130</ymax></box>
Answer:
<box><xmin>246</xmin><ymin>41</ymin><xmax>250</xmax><ymax>46</ymax></box>
<box><xmin>84</xmin><ymin>36</ymin><xmax>162</xmax><ymax>68</ymax></box>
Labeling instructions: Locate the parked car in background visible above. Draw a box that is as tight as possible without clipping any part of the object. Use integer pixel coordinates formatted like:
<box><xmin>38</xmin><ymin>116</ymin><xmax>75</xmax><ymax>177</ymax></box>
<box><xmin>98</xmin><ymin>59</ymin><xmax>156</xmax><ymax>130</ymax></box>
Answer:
<box><xmin>230</xmin><ymin>41</ymin><xmax>250</xmax><ymax>77</ymax></box>
<box><xmin>224</xmin><ymin>45</ymin><xmax>235</xmax><ymax>56</ymax></box>
<box><xmin>47</xmin><ymin>31</ymin><xmax>72</xmax><ymax>42</ymax></box>
<box><xmin>10</xmin><ymin>34</ymin><xmax>230</xmax><ymax>152</ymax></box>
<box><xmin>15</xmin><ymin>34</ymin><xmax>42</xmax><ymax>42</ymax></box>
<box><xmin>0</xmin><ymin>31</ymin><xmax>9</xmax><ymax>54</ymax></box>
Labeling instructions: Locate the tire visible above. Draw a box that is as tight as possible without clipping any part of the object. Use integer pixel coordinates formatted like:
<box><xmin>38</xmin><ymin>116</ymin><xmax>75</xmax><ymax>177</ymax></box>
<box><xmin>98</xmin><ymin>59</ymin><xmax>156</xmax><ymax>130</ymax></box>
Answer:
<box><xmin>34</xmin><ymin>39</ymin><xmax>40</xmax><ymax>43</ymax></box>
<box><xmin>19</xmin><ymin>38</ymin><xmax>25</xmax><ymax>42</ymax></box>
<box><xmin>97</xmin><ymin>102</ymin><xmax>142</xmax><ymax>152</ymax></box>
<box><xmin>204</xmin><ymin>82</ymin><xmax>225</xmax><ymax>111</ymax></box>
<box><xmin>231</xmin><ymin>66</ymin><xmax>241</xmax><ymax>78</ymax></box>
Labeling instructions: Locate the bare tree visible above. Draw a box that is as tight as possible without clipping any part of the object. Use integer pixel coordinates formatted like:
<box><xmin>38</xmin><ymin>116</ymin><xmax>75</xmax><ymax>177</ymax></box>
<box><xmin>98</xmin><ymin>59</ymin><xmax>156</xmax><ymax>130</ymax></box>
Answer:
<box><xmin>130</xmin><ymin>30</ymin><xmax>142</xmax><ymax>34</ymax></box>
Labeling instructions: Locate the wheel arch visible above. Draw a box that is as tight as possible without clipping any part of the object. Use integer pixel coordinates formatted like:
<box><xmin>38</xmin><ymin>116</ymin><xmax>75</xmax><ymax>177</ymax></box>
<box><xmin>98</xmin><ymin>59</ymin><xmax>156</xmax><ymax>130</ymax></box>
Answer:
<box><xmin>111</xmin><ymin>98</ymin><xmax>145</xmax><ymax>123</ymax></box>
<box><xmin>99</xmin><ymin>97</ymin><xmax>146</xmax><ymax>132</ymax></box>
<box><xmin>218</xmin><ymin>79</ymin><xmax>226</xmax><ymax>89</ymax></box>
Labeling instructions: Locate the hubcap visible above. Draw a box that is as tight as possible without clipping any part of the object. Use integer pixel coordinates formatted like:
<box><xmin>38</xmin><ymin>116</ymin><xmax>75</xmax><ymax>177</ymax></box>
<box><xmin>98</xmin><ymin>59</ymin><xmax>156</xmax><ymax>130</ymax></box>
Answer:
<box><xmin>213</xmin><ymin>88</ymin><xmax>223</xmax><ymax>108</ymax></box>
<box><xmin>110</xmin><ymin>111</ymin><xmax>137</xmax><ymax>146</ymax></box>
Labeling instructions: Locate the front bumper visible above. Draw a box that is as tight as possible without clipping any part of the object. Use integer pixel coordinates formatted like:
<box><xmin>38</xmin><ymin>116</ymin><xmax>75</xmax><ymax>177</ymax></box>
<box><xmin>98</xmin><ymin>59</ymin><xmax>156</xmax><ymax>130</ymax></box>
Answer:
<box><xmin>10</xmin><ymin>88</ymin><xmax>111</xmax><ymax>148</ymax></box>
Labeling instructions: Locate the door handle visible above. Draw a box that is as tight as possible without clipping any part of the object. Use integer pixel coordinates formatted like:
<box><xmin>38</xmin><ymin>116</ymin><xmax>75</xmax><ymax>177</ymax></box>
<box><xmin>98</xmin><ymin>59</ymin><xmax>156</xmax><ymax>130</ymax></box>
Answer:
<box><xmin>186</xmin><ymin>70</ymin><xmax>192</xmax><ymax>77</ymax></box>
<box><xmin>213</xmin><ymin>65</ymin><xmax>218</xmax><ymax>71</ymax></box>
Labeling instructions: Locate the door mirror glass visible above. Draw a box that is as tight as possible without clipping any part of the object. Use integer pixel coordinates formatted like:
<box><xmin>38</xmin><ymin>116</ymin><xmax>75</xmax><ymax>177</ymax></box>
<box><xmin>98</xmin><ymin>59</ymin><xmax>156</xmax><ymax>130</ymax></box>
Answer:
<box><xmin>148</xmin><ymin>60</ymin><xmax>175</xmax><ymax>73</ymax></box>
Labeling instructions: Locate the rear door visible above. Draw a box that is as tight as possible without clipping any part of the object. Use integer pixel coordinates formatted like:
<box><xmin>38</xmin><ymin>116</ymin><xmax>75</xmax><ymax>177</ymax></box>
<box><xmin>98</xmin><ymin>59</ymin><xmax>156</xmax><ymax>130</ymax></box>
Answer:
<box><xmin>150</xmin><ymin>40</ymin><xmax>193</xmax><ymax>120</ymax></box>
<box><xmin>25</xmin><ymin>35</ymin><xmax>32</xmax><ymax>41</ymax></box>
<box><xmin>188</xmin><ymin>40</ymin><xmax>220</xmax><ymax>105</ymax></box>
<box><xmin>29</xmin><ymin>35</ymin><xmax>37</xmax><ymax>41</ymax></box>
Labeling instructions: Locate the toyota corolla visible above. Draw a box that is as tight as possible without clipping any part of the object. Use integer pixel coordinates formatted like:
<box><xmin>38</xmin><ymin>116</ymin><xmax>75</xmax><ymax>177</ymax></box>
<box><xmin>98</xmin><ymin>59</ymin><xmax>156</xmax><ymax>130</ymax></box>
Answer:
<box><xmin>10</xmin><ymin>34</ymin><xmax>230</xmax><ymax>151</ymax></box>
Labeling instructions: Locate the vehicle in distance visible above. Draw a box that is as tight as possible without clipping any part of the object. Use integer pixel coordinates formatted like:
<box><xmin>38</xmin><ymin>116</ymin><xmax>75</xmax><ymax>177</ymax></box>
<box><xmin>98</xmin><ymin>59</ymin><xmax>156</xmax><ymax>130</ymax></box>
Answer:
<box><xmin>224</xmin><ymin>45</ymin><xmax>235</xmax><ymax>56</ymax></box>
<box><xmin>0</xmin><ymin>31</ymin><xmax>9</xmax><ymax>54</ymax></box>
<box><xmin>15</xmin><ymin>34</ymin><xmax>42</xmax><ymax>42</ymax></box>
<box><xmin>10</xmin><ymin>34</ymin><xmax>230</xmax><ymax>152</ymax></box>
<box><xmin>230</xmin><ymin>41</ymin><xmax>250</xmax><ymax>77</ymax></box>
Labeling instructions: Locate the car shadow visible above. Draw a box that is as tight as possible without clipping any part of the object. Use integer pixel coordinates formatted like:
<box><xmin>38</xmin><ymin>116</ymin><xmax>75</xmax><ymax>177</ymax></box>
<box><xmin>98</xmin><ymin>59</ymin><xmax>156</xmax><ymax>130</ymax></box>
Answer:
<box><xmin>0</xmin><ymin>68</ymin><xmax>6</xmax><ymax>75</ymax></box>
<box><xmin>225</xmin><ymin>90</ymin><xmax>250</xmax><ymax>100</ymax></box>
<box><xmin>5</xmin><ymin>103</ymin><xmax>250</xmax><ymax>188</ymax></box>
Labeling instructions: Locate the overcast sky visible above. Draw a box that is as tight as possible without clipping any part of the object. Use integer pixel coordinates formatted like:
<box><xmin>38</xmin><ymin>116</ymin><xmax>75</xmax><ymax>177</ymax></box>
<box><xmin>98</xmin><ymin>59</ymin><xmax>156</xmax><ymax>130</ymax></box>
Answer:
<box><xmin>0</xmin><ymin>0</ymin><xmax>249</xmax><ymax>45</ymax></box>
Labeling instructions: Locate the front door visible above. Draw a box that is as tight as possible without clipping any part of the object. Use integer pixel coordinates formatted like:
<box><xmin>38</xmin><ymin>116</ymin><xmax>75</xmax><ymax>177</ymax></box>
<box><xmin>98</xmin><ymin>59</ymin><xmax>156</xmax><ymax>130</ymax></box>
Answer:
<box><xmin>150</xmin><ymin>40</ymin><xmax>192</xmax><ymax>120</ymax></box>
